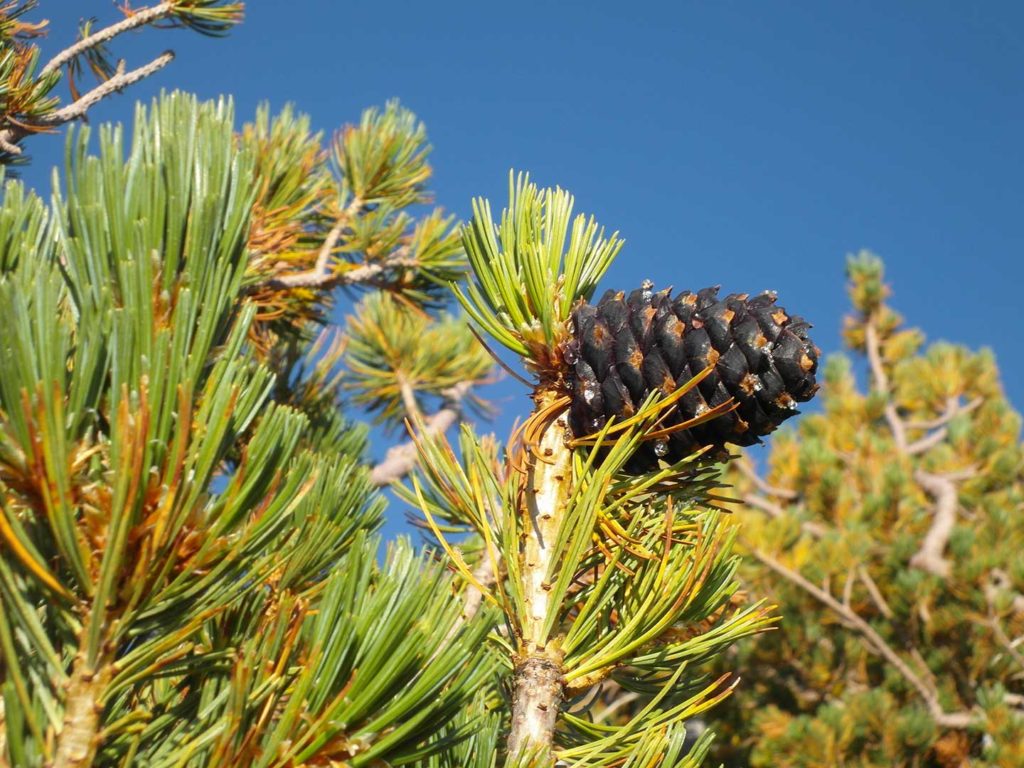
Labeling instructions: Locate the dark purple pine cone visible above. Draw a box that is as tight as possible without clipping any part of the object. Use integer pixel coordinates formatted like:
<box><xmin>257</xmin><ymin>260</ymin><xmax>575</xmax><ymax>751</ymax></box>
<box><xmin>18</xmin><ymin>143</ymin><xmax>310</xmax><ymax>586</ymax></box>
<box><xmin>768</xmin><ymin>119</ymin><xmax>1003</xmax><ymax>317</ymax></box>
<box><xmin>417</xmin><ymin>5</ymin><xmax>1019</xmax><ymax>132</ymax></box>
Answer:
<box><xmin>565</xmin><ymin>282</ymin><xmax>819</xmax><ymax>472</ymax></box>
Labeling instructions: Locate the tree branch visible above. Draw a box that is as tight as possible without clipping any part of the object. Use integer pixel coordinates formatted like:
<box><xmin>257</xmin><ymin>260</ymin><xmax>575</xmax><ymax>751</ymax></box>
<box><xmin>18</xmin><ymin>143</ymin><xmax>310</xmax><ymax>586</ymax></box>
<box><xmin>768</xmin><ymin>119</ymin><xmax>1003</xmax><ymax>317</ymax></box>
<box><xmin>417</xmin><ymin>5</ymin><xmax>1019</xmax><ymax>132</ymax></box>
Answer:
<box><xmin>397</xmin><ymin>373</ymin><xmax>422</xmax><ymax>423</ymax></box>
<box><xmin>748</xmin><ymin>546</ymin><xmax>977</xmax><ymax>729</ymax></box>
<box><xmin>258</xmin><ymin>197</ymin><xmax>453</xmax><ymax>292</ymax></box>
<box><xmin>370</xmin><ymin>381</ymin><xmax>472</xmax><ymax>487</ymax></box>
<box><xmin>864</xmin><ymin>317</ymin><xmax>907</xmax><ymax>452</ymax></box>
<box><xmin>864</xmin><ymin>317</ymin><xmax>890</xmax><ymax>394</ymax></box>
<box><xmin>858</xmin><ymin>565</ymin><xmax>894</xmax><ymax>620</ymax></box>
<box><xmin>52</xmin><ymin>621</ymin><xmax>114</xmax><ymax>768</ymax></box>
<box><xmin>460</xmin><ymin>553</ymin><xmax>499</xmax><ymax>625</ymax></box>
<box><xmin>0</xmin><ymin>52</ymin><xmax>175</xmax><ymax>152</ymax></box>
<box><xmin>507</xmin><ymin>393</ymin><xmax>572</xmax><ymax>760</ymax></box>
<box><xmin>909</xmin><ymin>469</ymin><xmax>973</xmax><ymax>579</ymax></box>
<box><xmin>265</xmin><ymin>207</ymin><xmax>355</xmax><ymax>289</ymax></box>
<box><xmin>41</xmin><ymin>53</ymin><xmax>175</xmax><ymax>125</ymax></box>
<box><xmin>905</xmin><ymin>427</ymin><xmax>954</xmax><ymax>457</ymax></box>
<box><xmin>39</xmin><ymin>2</ymin><xmax>174</xmax><ymax>78</ymax></box>
<box><xmin>987</xmin><ymin>612</ymin><xmax>1024</xmax><ymax>677</ymax></box>
<box><xmin>905</xmin><ymin>397</ymin><xmax>983</xmax><ymax>456</ymax></box>
<box><xmin>905</xmin><ymin>397</ymin><xmax>982</xmax><ymax>431</ymax></box>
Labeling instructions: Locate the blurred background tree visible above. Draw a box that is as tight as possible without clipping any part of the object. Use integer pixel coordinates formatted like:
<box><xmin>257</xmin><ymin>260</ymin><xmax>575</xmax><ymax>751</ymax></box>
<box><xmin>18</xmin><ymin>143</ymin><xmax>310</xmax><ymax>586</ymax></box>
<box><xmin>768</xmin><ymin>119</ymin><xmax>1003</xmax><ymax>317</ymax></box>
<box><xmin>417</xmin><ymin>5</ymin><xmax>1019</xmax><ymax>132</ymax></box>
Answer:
<box><xmin>708</xmin><ymin>253</ymin><xmax>1024</xmax><ymax>767</ymax></box>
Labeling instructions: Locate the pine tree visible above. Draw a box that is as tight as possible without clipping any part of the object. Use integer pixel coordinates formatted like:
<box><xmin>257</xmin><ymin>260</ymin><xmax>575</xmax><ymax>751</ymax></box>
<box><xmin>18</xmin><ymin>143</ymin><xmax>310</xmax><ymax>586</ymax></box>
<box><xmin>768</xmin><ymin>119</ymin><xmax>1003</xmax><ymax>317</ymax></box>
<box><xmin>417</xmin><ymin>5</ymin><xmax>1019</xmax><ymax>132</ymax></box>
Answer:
<box><xmin>708</xmin><ymin>253</ymin><xmax>1024</xmax><ymax>767</ymax></box>
<box><xmin>0</xmin><ymin>87</ymin><xmax>829</xmax><ymax>764</ymax></box>
<box><xmin>0</xmin><ymin>5</ymin><xmax>839</xmax><ymax>767</ymax></box>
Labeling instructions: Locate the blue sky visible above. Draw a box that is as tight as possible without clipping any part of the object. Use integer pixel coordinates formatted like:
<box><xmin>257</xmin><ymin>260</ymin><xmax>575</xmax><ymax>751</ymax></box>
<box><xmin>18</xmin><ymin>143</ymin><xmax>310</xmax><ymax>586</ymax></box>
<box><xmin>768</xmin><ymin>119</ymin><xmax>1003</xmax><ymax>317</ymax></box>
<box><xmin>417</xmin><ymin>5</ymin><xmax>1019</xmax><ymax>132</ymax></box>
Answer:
<box><xmin>25</xmin><ymin>1</ymin><xmax>1024</xmax><ymax>535</ymax></box>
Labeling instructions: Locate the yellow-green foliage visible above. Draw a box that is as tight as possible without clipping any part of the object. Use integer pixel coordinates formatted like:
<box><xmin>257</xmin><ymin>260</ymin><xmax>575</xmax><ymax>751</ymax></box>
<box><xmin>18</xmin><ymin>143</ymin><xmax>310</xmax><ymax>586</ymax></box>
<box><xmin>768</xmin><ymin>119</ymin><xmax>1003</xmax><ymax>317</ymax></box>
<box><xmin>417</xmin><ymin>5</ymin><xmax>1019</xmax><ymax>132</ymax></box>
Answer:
<box><xmin>711</xmin><ymin>252</ymin><xmax>1024</xmax><ymax>767</ymax></box>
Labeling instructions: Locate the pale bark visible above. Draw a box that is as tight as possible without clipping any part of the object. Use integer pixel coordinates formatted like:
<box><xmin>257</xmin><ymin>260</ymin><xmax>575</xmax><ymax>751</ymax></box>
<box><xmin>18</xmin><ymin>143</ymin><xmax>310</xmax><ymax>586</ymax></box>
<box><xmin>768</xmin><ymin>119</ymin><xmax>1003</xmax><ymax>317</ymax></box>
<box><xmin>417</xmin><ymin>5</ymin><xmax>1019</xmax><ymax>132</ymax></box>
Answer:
<box><xmin>506</xmin><ymin>396</ymin><xmax>572</xmax><ymax>761</ymax></box>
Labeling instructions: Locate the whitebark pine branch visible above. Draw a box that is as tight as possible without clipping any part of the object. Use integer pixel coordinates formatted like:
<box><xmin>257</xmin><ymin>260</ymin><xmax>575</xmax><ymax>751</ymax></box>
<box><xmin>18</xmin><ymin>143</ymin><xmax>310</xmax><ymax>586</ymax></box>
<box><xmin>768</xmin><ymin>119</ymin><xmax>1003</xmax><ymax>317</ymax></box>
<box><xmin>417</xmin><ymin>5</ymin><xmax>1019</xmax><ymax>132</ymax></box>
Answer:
<box><xmin>39</xmin><ymin>2</ymin><xmax>175</xmax><ymax>78</ymax></box>
<box><xmin>905</xmin><ymin>397</ymin><xmax>983</xmax><ymax>456</ymax></box>
<box><xmin>741</xmin><ymin>492</ymin><xmax>828</xmax><ymax>539</ymax></box>
<box><xmin>51</xmin><ymin>619</ymin><xmax>113</xmax><ymax>768</ymax></box>
<box><xmin>507</xmin><ymin>395</ymin><xmax>571</xmax><ymax>761</ymax></box>
<box><xmin>749</xmin><ymin>546</ymin><xmax>977</xmax><ymax>729</ymax></box>
<box><xmin>864</xmin><ymin>318</ymin><xmax>909</xmax><ymax>453</ymax></box>
<box><xmin>369</xmin><ymin>381</ymin><xmax>472</xmax><ymax>487</ymax></box>
<box><xmin>40</xmin><ymin>53</ymin><xmax>175</xmax><ymax>126</ymax></box>
<box><xmin>260</xmin><ymin>198</ymin><xmax>441</xmax><ymax>292</ymax></box>
<box><xmin>909</xmin><ymin>469</ymin><xmax>974</xmax><ymax>578</ymax></box>
<box><xmin>1</xmin><ymin>53</ymin><xmax>174</xmax><ymax>155</ymax></box>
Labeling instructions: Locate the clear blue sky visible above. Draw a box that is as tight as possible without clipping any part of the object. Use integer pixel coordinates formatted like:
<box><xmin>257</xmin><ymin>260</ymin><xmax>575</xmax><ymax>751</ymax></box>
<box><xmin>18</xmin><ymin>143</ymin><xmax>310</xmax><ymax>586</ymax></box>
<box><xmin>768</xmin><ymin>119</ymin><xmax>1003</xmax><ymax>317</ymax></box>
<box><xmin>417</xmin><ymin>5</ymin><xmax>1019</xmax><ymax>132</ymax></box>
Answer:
<box><xmin>25</xmin><ymin>2</ymin><xmax>1024</xmax><ymax>536</ymax></box>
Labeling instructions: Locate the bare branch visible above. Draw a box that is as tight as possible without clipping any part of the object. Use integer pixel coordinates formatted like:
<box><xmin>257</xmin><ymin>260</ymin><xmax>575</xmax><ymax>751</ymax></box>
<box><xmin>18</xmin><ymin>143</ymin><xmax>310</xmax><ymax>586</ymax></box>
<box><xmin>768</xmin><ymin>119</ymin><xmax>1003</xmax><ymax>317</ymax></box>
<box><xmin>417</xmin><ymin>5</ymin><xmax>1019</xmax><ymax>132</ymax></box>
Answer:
<box><xmin>905</xmin><ymin>427</ymin><xmax>953</xmax><ymax>457</ymax></box>
<box><xmin>0</xmin><ymin>52</ymin><xmax>175</xmax><ymax>153</ymax></box>
<box><xmin>988</xmin><ymin>613</ymin><xmax>1024</xmax><ymax>676</ymax></box>
<box><xmin>905</xmin><ymin>397</ymin><xmax>983</xmax><ymax>456</ymax></box>
<box><xmin>460</xmin><ymin>553</ymin><xmax>499</xmax><ymax>625</ymax></box>
<box><xmin>397</xmin><ymin>373</ymin><xmax>422</xmax><ymax>422</ymax></box>
<box><xmin>909</xmin><ymin>469</ymin><xmax>974</xmax><ymax>579</ymax></box>
<box><xmin>259</xmin><ymin>197</ymin><xmax>447</xmax><ymax>292</ymax></box>
<box><xmin>507</xmin><ymin>394</ymin><xmax>572</xmax><ymax>759</ymax></box>
<box><xmin>39</xmin><ymin>2</ymin><xmax>174</xmax><ymax>78</ymax></box>
<box><xmin>842</xmin><ymin>566</ymin><xmax>856</xmax><ymax>608</ymax></box>
<box><xmin>739</xmin><ymin>491</ymin><xmax>787</xmax><ymax>521</ymax></box>
<box><xmin>264</xmin><ymin>228</ymin><xmax>423</xmax><ymax>291</ymax></box>
<box><xmin>905</xmin><ymin>397</ymin><xmax>983</xmax><ymax>431</ymax></box>
<box><xmin>370</xmin><ymin>381</ymin><xmax>473</xmax><ymax>487</ymax></box>
<box><xmin>736</xmin><ymin>456</ymin><xmax>798</xmax><ymax>500</ymax></box>
<box><xmin>53</xmin><ymin>619</ymin><xmax>114</xmax><ymax>767</ymax></box>
<box><xmin>39</xmin><ymin>53</ymin><xmax>174</xmax><ymax>125</ymax></box>
<box><xmin>749</xmin><ymin>546</ymin><xmax>977</xmax><ymax>729</ymax></box>
<box><xmin>864</xmin><ymin>317</ymin><xmax>890</xmax><ymax>394</ymax></box>
<box><xmin>864</xmin><ymin>318</ymin><xmax>908</xmax><ymax>452</ymax></box>
<box><xmin>0</xmin><ymin>134</ymin><xmax>22</xmax><ymax>156</ymax></box>
<box><xmin>1005</xmin><ymin>693</ymin><xmax>1024</xmax><ymax>709</ymax></box>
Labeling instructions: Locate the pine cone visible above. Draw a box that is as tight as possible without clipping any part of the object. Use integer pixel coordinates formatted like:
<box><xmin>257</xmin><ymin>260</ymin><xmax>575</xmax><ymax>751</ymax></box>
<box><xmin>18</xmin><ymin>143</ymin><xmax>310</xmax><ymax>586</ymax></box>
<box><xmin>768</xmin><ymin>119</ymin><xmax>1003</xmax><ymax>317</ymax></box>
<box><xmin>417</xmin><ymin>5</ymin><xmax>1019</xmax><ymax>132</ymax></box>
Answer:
<box><xmin>566</xmin><ymin>282</ymin><xmax>819</xmax><ymax>470</ymax></box>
